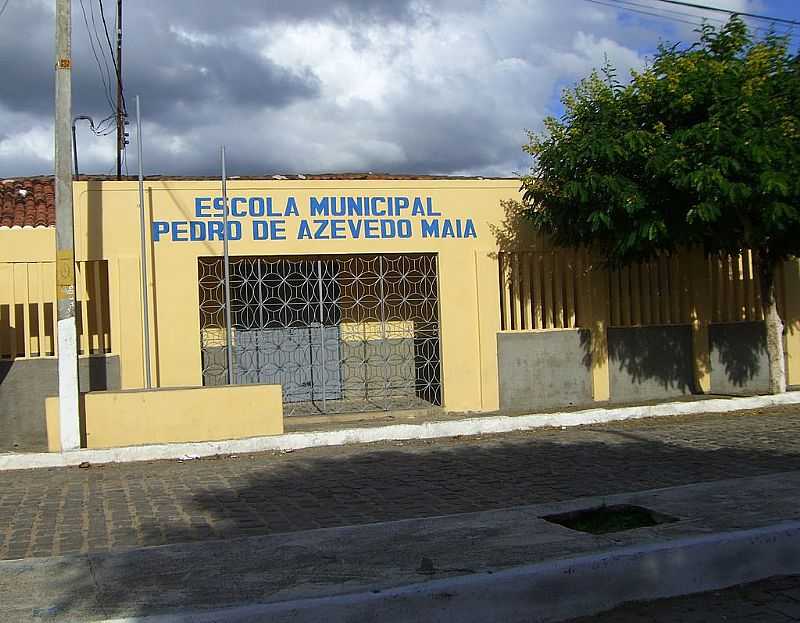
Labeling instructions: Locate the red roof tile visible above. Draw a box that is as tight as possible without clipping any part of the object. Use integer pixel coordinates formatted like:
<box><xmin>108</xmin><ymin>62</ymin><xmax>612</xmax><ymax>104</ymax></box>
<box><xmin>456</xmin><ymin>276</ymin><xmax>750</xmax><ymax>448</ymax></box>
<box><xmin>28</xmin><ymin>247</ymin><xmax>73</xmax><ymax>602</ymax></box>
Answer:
<box><xmin>0</xmin><ymin>176</ymin><xmax>55</xmax><ymax>229</ymax></box>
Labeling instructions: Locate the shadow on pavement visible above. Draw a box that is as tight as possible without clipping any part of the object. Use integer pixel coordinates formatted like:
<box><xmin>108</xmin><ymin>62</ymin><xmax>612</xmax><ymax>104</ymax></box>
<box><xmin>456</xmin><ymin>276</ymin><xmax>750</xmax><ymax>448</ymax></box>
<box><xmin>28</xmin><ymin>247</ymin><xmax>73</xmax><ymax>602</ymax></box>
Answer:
<box><xmin>35</xmin><ymin>421</ymin><xmax>800</xmax><ymax>620</ymax></box>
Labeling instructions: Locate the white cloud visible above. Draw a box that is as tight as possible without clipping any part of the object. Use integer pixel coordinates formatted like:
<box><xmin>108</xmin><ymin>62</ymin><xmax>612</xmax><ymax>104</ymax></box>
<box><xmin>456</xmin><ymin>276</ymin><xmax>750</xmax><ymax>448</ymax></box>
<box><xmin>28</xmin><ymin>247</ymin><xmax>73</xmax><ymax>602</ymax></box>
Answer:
<box><xmin>0</xmin><ymin>0</ymin><xmax>765</xmax><ymax>177</ymax></box>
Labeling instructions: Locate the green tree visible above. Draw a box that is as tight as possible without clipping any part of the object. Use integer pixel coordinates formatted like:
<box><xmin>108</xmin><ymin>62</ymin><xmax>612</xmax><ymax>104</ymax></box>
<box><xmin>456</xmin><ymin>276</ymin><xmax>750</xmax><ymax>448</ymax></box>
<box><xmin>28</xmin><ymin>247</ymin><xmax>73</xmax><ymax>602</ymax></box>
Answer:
<box><xmin>521</xmin><ymin>18</ymin><xmax>800</xmax><ymax>394</ymax></box>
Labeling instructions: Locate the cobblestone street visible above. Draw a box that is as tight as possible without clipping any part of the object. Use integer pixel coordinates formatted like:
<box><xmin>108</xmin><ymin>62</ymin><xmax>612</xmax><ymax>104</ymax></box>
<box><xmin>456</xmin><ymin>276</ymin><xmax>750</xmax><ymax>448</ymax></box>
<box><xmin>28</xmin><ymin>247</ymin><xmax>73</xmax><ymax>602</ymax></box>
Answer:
<box><xmin>571</xmin><ymin>575</ymin><xmax>800</xmax><ymax>622</ymax></box>
<box><xmin>2</xmin><ymin>405</ymin><xmax>800</xmax><ymax>561</ymax></box>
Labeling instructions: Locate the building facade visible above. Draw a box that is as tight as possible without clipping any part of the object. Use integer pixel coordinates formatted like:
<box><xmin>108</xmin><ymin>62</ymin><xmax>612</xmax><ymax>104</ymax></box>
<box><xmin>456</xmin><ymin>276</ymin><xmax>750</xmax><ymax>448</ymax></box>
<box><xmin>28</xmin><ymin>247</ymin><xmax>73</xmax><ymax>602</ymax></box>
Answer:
<box><xmin>2</xmin><ymin>176</ymin><xmax>799</xmax><ymax>451</ymax></box>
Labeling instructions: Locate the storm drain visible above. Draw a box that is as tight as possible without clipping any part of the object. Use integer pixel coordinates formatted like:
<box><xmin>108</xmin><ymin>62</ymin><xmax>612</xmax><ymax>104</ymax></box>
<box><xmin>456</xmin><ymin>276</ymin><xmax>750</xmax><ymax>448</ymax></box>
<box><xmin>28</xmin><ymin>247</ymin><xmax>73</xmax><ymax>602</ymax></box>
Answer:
<box><xmin>542</xmin><ymin>504</ymin><xmax>678</xmax><ymax>535</ymax></box>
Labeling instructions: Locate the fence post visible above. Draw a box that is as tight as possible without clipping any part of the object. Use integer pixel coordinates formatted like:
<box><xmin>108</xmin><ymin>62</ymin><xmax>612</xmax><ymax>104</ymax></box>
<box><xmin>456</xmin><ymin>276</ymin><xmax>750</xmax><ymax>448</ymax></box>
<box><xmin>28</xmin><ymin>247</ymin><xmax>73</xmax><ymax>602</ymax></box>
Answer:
<box><xmin>689</xmin><ymin>247</ymin><xmax>712</xmax><ymax>393</ymax></box>
<box><xmin>586</xmin><ymin>253</ymin><xmax>610</xmax><ymax>402</ymax></box>
<box><xmin>782</xmin><ymin>258</ymin><xmax>800</xmax><ymax>387</ymax></box>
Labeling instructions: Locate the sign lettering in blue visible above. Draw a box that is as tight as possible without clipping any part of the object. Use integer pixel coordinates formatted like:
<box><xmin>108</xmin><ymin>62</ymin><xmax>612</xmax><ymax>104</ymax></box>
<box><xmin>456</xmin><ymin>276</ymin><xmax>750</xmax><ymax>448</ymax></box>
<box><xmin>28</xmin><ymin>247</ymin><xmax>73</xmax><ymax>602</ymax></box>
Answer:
<box><xmin>151</xmin><ymin>195</ymin><xmax>477</xmax><ymax>243</ymax></box>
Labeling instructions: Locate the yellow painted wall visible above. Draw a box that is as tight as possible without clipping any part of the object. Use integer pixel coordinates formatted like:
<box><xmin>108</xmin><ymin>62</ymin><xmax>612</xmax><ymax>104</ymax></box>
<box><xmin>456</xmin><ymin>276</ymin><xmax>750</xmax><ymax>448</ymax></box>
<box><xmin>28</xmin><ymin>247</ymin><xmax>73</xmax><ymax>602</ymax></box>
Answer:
<box><xmin>64</xmin><ymin>179</ymin><xmax>519</xmax><ymax>413</ymax></box>
<box><xmin>46</xmin><ymin>383</ymin><xmax>283</xmax><ymax>450</ymax></box>
<box><xmin>12</xmin><ymin>179</ymin><xmax>800</xmax><ymax>428</ymax></box>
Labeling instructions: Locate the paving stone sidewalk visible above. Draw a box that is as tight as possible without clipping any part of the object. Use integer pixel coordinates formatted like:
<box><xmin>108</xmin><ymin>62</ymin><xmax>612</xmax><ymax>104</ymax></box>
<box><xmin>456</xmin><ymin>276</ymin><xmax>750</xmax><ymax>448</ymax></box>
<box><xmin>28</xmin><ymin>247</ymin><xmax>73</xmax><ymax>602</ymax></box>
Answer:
<box><xmin>570</xmin><ymin>575</ymin><xmax>800</xmax><ymax>622</ymax></box>
<box><xmin>2</xmin><ymin>404</ymin><xmax>800</xmax><ymax>561</ymax></box>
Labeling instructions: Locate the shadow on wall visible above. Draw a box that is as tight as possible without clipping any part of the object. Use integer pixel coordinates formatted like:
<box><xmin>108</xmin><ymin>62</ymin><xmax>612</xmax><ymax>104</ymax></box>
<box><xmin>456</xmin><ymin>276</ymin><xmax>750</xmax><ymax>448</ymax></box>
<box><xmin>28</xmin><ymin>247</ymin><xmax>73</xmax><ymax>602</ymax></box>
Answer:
<box><xmin>608</xmin><ymin>326</ymin><xmax>694</xmax><ymax>392</ymax></box>
<box><xmin>488</xmin><ymin>198</ymin><xmax>541</xmax><ymax>256</ymax></box>
<box><xmin>711</xmin><ymin>323</ymin><xmax>768</xmax><ymax>390</ymax></box>
<box><xmin>40</xmin><ymin>426</ymin><xmax>800</xmax><ymax>620</ymax></box>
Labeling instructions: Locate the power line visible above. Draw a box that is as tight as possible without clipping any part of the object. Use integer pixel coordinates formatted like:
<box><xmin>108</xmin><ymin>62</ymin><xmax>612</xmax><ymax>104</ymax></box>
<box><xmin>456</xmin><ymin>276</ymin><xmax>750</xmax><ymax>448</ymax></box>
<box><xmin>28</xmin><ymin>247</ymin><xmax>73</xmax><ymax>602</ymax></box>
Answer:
<box><xmin>78</xmin><ymin>0</ymin><xmax>116</xmax><ymax>116</ymax></box>
<box><xmin>648</xmin><ymin>0</ymin><xmax>800</xmax><ymax>27</ymax></box>
<box><xmin>97</xmin><ymin>0</ymin><xmax>126</xmax><ymax>114</ymax></box>
<box><xmin>589</xmin><ymin>0</ymin><xmax>799</xmax><ymax>43</ymax></box>
<box><xmin>88</xmin><ymin>0</ymin><xmax>116</xmax><ymax>105</ymax></box>
<box><xmin>0</xmin><ymin>0</ymin><xmax>10</xmax><ymax>19</ymax></box>
<box><xmin>609</xmin><ymin>0</ymin><xmax>798</xmax><ymax>40</ymax></box>
<box><xmin>615</xmin><ymin>0</ymin><xmax>725</xmax><ymax>23</ymax></box>
<box><xmin>586</xmin><ymin>0</ymin><xmax>706</xmax><ymax>26</ymax></box>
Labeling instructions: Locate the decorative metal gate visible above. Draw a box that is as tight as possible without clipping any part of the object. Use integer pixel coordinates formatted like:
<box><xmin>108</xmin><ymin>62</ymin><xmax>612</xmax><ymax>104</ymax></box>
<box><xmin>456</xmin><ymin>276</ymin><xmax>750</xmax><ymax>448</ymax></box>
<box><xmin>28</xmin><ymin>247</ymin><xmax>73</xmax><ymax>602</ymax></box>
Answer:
<box><xmin>198</xmin><ymin>254</ymin><xmax>442</xmax><ymax>416</ymax></box>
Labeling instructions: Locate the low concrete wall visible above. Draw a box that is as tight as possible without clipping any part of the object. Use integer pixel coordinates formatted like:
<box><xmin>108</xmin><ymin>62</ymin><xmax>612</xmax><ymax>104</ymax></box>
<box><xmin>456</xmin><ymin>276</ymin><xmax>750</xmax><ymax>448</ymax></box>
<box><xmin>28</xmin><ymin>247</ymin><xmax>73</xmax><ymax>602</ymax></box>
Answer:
<box><xmin>710</xmin><ymin>322</ymin><xmax>769</xmax><ymax>394</ymax></box>
<box><xmin>46</xmin><ymin>383</ymin><xmax>283</xmax><ymax>451</ymax></box>
<box><xmin>497</xmin><ymin>329</ymin><xmax>592</xmax><ymax>411</ymax></box>
<box><xmin>608</xmin><ymin>326</ymin><xmax>694</xmax><ymax>402</ymax></box>
<box><xmin>0</xmin><ymin>356</ymin><xmax>119</xmax><ymax>452</ymax></box>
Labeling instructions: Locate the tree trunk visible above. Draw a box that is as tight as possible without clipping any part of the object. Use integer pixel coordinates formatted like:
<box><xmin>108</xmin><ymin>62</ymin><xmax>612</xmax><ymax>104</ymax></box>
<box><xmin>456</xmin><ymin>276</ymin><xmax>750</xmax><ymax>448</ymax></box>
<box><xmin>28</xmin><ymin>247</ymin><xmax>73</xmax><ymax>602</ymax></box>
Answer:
<box><xmin>756</xmin><ymin>251</ymin><xmax>786</xmax><ymax>394</ymax></box>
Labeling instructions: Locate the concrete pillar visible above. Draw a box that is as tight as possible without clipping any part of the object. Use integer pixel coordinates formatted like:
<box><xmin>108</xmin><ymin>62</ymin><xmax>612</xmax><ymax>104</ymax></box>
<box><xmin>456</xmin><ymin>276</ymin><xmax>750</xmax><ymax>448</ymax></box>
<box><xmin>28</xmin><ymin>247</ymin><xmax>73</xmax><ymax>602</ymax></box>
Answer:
<box><xmin>109</xmin><ymin>256</ymin><xmax>145</xmax><ymax>389</ymax></box>
<box><xmin>689</xmin><ymin>248</ymin><xmax>711</xmax><ymax>393</ymax></box>
<box><xmin>587</xmin><ymin>256</ymin><xmax>610</xmax><ymax>402</ymax></box>
<box><xmin>474</xmin><ymin>250</ymin><xmax>502</xmax><ymax>412</ymax></box>
<box><xmin>782</xmin><ymin>258</ymin><xmax>800</xmax><ymax>387</ymax></box>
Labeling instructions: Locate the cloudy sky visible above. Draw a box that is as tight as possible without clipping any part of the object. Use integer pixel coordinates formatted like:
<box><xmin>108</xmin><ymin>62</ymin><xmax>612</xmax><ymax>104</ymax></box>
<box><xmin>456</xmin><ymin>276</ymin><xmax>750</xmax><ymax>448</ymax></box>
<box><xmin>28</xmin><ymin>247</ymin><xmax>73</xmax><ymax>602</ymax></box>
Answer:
<box><xmin>0</xmin><ymin>0</ymin><xmax>796</xmax><ymax>177</ymax></box>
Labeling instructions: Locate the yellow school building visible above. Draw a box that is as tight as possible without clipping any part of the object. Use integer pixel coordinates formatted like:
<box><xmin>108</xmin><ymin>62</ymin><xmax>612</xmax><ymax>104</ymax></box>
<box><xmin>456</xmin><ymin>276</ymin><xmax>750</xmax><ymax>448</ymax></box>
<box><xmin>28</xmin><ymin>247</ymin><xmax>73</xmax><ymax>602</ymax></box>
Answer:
<box><xmin>1</xmin><ymin>175</ymin><xmax>799</xmax><ymax>452</ymax></box>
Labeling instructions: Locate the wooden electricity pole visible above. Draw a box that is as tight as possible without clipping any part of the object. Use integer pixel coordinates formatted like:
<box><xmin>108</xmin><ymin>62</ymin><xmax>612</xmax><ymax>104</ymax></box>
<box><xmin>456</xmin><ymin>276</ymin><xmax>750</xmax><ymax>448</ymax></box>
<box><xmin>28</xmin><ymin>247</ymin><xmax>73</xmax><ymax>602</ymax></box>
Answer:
<box><xmin>55</xmin><ymin>0</ymin><xmax>81</xmax><ymax>451</ymax></box>
<box><xmin>115</xmin><ymin>0</ymin><xmax>124</xmax><ymax>179</ymax></box>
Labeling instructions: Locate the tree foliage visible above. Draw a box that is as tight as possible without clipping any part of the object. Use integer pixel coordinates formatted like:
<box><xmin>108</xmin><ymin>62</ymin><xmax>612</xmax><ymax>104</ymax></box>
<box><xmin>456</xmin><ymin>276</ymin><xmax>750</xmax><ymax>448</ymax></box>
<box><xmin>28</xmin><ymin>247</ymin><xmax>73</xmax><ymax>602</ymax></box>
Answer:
<box><xmin>522</xmin><ymin>17</ymin><xmax>800</xmax><ymax>265</ymax></box>
<box><xmin>521</xmin><ymin>18</ymin><xmax>800</xmax><ymax>393</ymax></box>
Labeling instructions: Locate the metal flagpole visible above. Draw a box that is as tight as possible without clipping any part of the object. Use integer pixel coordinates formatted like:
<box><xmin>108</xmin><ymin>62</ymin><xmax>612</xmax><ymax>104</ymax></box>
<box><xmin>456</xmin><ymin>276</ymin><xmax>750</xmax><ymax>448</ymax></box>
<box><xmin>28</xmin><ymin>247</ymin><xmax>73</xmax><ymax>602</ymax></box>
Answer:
<box><xmin>221</xmin><ymin>147</ymin><xmax>234</xmax><ymax>384</ymax></box>
<box><xmin>317</xmin><ymin>259</ymin><xmax>327</xmax><ymax>412</ymax></box>
<box><xmin>136</xmin><ymin>96</ymin><xmax>152</xmax><ymax>388</ymax></box>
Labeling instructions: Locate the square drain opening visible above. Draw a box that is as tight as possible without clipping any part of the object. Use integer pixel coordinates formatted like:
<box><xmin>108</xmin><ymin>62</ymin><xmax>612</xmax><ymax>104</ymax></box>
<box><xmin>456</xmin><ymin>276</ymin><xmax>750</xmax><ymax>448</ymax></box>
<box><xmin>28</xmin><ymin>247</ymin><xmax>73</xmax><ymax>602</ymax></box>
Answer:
<box><xmin>542</xmin><ymin>504</ymin><xmax>678</xmax><ymax>535</ymax></box>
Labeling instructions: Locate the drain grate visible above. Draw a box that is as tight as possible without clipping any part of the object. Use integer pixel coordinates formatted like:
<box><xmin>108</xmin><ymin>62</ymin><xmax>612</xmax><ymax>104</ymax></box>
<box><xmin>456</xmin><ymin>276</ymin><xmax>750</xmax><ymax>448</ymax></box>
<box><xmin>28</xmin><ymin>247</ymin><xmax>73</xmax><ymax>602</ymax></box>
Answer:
<box><xmin>542</xmin><ymin>504</ymin><xmax>678</xmax><ymax>535</ymax></box>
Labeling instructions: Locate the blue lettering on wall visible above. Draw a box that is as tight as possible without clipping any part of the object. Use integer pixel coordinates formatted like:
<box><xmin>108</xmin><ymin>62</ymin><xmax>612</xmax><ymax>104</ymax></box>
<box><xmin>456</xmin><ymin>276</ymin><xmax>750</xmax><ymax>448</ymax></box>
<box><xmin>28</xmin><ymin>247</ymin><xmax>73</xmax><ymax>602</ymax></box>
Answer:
<box><xmin>298</xmin><ymin>219</ymin><xmax>313</xmax><ymax>239</ymax></box>
<box><xmin>253</xmin><ymin>220</ymin><xmax>287</xmax><ymax>240</ymax></box>
<box><xmin>230</xmin><ymin>197</ymin><xmax>247</xmax><ymax>217</ymax></box>
<box><xmin>310</xmin><ymin>197</ymin><xmax>328</xmax><ymax>216</ymax></box>
<box><xmin>153</xmin><ymin>221</ymin><xmax>170</xmax><ymax>241</ymax></box>
<box><xmin>194</xmin><ymin>197</ymin><xmax>212</xmax><ymax>218</ymax></box>
<box><xmin>154</xmin><ymin>196</ymin><xmax>475</xmax><ymax>242</ymax></box>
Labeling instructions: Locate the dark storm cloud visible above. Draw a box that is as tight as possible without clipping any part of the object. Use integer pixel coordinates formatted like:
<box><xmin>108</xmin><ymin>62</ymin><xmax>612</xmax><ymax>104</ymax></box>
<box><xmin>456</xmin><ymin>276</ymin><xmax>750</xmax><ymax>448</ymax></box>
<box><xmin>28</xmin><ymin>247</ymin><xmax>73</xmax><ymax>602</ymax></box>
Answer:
<box><xmin>0</xmin><ymin>0</ymin><xmax>662</xmax><ymax>177</ymax></box>
<box><xmin>114</xmin><ymin>9</ymin><xmax>320</xmax><ymax>129</ymax></box>
<box><xmin>139</xmin><ymin>0</ymin><xmax>418</xmax><ymax>31</ymax></box>
<box><xmin>0</xmin><ymin>0</ymin><xmax>320</xmax><ymax>129</ymax></box>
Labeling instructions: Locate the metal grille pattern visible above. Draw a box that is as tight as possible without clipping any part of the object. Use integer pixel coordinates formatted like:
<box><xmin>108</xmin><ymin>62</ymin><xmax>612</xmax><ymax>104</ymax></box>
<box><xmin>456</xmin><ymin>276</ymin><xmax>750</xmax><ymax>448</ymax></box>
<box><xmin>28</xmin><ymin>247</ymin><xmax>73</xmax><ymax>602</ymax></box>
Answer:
<box><xmin>198</xmin><ymin>254</ymin><xmax>442</xmax><ymax>415</ymax></box>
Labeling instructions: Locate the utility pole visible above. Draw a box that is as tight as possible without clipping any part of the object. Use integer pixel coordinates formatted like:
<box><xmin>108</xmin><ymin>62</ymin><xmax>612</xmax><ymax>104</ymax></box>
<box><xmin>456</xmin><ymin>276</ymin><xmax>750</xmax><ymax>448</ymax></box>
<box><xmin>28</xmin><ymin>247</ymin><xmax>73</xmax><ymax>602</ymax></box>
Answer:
<box><xmin>55</xmin><ymin>0</ymin><xmax>81</xmax><ymax>451</ymax></box>
<box><xmin>115</xmin><ymin>0</ymin><xmax>124</xmax><ymax>179</ymax></box>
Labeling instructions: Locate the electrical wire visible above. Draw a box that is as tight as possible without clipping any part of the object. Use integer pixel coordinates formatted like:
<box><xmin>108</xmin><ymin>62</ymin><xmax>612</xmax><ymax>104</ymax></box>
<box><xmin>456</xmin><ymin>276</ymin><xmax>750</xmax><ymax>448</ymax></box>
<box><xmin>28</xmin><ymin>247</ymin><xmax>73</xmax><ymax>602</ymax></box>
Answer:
<box><xmin>586</xmin><ymin>0</ymin><xmax>703</xmax><ymax>26</ymax></box>
<box><xmin>78</xmin><ymin>0</ymin><xmax>116</xmax><ymax>116</ymax></box>
<box><xmin>609</xmin><ymin>0</ymin><xmax>799</xmax><ymax>41</ymax></box>
<box><xmin>98</xmin><ymin>0</ymin><xmax>127</xmax><ymax>115</ymax></box>
<box><xmin>0</xmin><ymin>0</ymin><xmax>10</xmax><ymax>19</ymax></box>
<box><xmin>588</xmin><ymin>0</ymin><xmax>799</xmax><ymax>44</ymax></box>
<box><xmin>89</xmin><ymin>0</ymin><xmax>116</xmax><ymax>106</ymax></box>
<box><xmin>648</xmin><ymin>0</ymin><xmax>800</xmax><ymax>27</ymax></box>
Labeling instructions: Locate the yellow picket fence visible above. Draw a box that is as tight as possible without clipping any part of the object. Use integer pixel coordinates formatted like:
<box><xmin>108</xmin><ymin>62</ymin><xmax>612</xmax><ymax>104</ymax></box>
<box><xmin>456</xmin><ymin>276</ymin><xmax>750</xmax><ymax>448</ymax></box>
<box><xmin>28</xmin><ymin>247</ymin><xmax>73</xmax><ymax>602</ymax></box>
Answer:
<box><xmin>0</xmin><ymin>260</ymin><xmax>111</xmax><ymax>360</ymax></box>
<box><xmin>497</xmin><ymin>249</ymin><xmax>586</xmax><ymax>331</ymax></box>
<box><xmin>708</xmin><ymin>249</ymin><xmax>785</xmax><ymax>323</ymax></box>
<box><xmin>499</xmin><ymin>248</ymin><xmax>783</xmax><ymax>331</ymax></box>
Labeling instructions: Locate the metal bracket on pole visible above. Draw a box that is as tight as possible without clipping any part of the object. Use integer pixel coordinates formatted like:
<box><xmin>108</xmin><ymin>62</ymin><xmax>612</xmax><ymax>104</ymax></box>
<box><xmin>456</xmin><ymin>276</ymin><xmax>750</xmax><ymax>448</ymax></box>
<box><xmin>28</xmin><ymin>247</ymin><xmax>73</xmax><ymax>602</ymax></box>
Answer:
<box><xmin>71</xmin><ymin>116</ymin><xmax>94</xmax><ymax>179</ymax></box>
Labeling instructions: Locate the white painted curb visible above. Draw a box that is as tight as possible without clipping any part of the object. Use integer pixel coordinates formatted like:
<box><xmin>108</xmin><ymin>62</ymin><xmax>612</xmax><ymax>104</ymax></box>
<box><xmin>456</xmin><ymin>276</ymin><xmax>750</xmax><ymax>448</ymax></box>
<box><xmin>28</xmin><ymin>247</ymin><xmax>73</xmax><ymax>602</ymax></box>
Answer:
<box><xmin>96</xmin><ymin>521</ymin><xmax>800</xmax><ymax>623</ymax></box>
<box><xmin>3</xmin><ymin>391</ymin><xmax>800</xmax><ymax>472</ymax></box>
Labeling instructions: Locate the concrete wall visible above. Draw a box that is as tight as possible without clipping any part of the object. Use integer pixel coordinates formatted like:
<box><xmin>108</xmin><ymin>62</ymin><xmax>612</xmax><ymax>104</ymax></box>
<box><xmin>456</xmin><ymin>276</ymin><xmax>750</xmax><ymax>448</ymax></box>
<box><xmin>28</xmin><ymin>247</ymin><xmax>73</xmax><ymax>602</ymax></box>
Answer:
<box><xmin>608</xmin><ymin>326</ymin><xmax>694</xmax><ymax>403</ymax></box>
<box><xmin>710</xmin><ymin>322</ymin><xmax>769</xmax><ymax>394</ymax></box>
<box><xmin>0</xmin><ymin>356</ymin><xmax>120</xmax><ymax>451</ymax></box>
<box><xmin>497</xmin><ymin>329</ymin><xmax>592</xmax><ymax>412</ymax></box>
<box><xmin>46</xmin><ymin>383</ymin><xmax>283</xmax><ymax>451</ymax></box>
